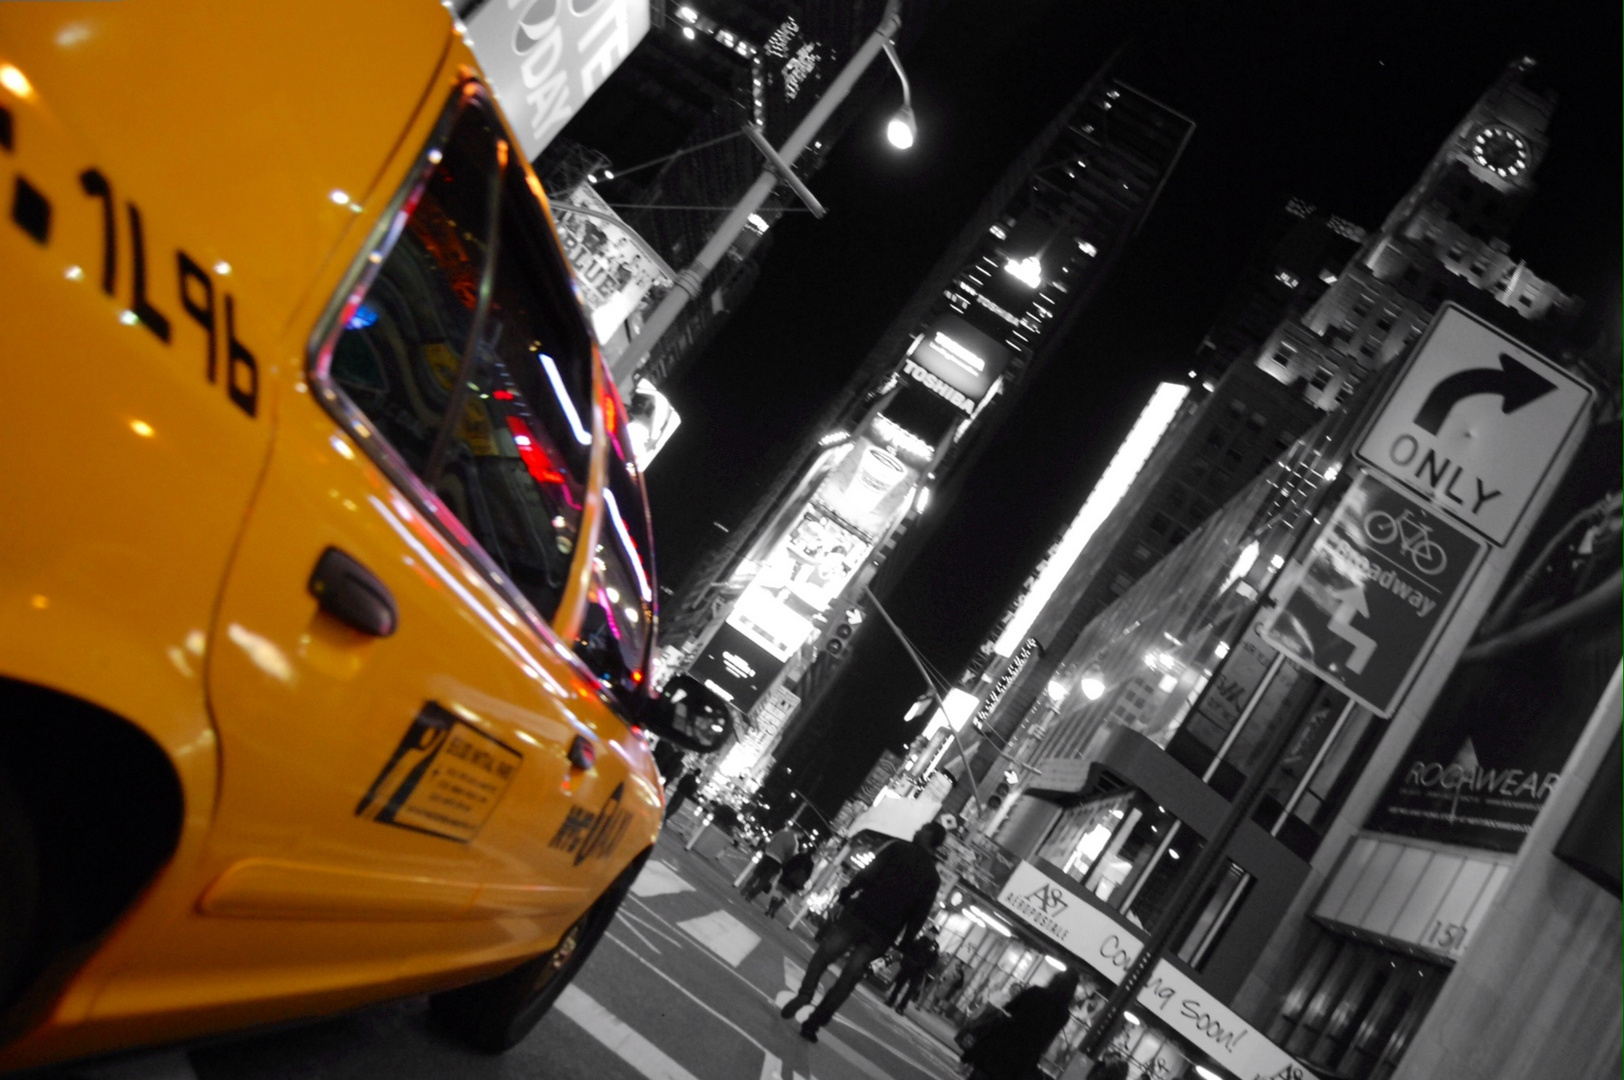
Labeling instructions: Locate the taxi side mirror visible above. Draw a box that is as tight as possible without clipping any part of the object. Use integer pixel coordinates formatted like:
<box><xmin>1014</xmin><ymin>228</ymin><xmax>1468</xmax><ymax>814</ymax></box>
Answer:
<box><xmin>637</xmin><ymin>674</ymin><xmax>736</xmax><ymax>754</ymax></box>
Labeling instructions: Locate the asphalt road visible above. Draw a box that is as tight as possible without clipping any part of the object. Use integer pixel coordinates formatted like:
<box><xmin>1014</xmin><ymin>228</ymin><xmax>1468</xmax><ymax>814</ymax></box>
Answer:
<box><xmin>57</xmin><ymin>826</ymin><xmax>964</xmax><ymax>1080</ymax></box>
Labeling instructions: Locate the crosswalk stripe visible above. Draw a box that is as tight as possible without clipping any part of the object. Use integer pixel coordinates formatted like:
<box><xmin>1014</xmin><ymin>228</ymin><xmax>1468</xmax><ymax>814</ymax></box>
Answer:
<box><xmin>630</xmin><ymin>859</ymin><xmax>694</xmax><ymax>898</ymax></box>
<box><xmin>604</xmin><ymin>932</ymin><xmax>771</xmax><ymax>1055</ymax></box>
<box><xmin>557</xmin><ymin>985</ymin><xmax>704</xmax><ymax>1080</ymax></box>
<box><xmin>676</xmin><ymin>910</ymin><xmax>760</xmax><ymax>967</ymax></box>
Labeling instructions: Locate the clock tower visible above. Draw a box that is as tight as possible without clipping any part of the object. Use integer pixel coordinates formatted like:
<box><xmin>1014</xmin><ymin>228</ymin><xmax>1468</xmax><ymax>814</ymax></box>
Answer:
<box><xmin>1377</xmin><ymin>55</ymin><xmax>1554</xmax><ymax>242</ymax></box>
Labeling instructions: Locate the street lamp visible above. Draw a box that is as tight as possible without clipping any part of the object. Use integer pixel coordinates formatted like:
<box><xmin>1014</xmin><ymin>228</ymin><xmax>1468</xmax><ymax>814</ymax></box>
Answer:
<box><xmin>609</xmin><ymin>0</ymin><xmax>915</xmax><ymax>390</ymax></box>
<box><xmin>882</xmin><ymin>40</ymin><xmax>916</xmax><ymax>150</ymax></box>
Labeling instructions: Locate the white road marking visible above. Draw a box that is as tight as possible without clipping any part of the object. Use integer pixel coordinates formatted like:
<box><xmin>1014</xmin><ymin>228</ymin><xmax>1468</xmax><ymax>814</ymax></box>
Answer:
<box><xmin>605</xmin><ymin>933</ymin><xmax>771</xmax><ymax>1055</ymax></box>
<box><xmin>631</xmin><ymin>859</ymin><xmax>694</xmax><ymax>898</ymax></box>
<box><xmin>613</xmin><ymin>920</ymin><xmax>664</xmax><ymax>954</ymax></box>
<box><xmin>621</xmin><ymin>894</ymin><xmax>921</xmax><ymax>1080</ymax></box>
<box><xmin>69</xmin><ymin>1050</ymin><xmax>198</xmax><ymax>1080</ymax></box>
<box><xmin>623</xmin><ymin>904</ymin><xmax>688</xmax><ymax>949</ymax></box>
<box><xmin>677</xmin><ymin>910</ymin><xmax>760</xmax><ymax>967</ymax></box>
<box><xmin>557</xmin><ymin>985</ymin><xmax>704</xmax><ymax>1080</ymax></box>
<box><xmin>784</xmin><ymin>957</ymin><xmax>806</xmax><ymax>989</ymax></box>
<box><xmin>759</xmin><ymin>1050</ymin><xmax>782</xmax><ymax>1080</ymax></box>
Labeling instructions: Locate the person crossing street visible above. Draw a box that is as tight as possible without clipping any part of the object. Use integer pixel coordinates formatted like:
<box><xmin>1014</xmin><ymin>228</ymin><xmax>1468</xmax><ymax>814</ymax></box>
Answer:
<box><xmin>780</xmin><ymin>822</ymin><xmax>945</xmax><ymax>1042</ymax></box>
<box><xmin>742</xmin><ymin>825</ymin><xmax>800</xmax><ymax>902</ymax></box>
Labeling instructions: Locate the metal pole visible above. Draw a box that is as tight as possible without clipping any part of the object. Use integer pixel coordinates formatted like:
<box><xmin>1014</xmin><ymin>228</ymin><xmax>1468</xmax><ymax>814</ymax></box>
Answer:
<box><xmin>610</xmin><ymin>0</ymin><xmax>903</xmax><ymax>390</ymax></box>
<box><xmin>1076</xmin><ymin>655</ymin><xmax>1304</xmax><ymax>1062</ymax></box>
<box><xmin>863</xmin><ymin>585</ymin><xmax>986</xmax><ymax>815</ymax></box>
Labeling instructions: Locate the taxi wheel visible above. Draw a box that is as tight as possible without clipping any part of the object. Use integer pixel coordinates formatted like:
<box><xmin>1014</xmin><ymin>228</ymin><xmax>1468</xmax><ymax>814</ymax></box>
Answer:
<box><xmin>0</xmin><ymin>766</ymin><xmax>40</xmax><ymax>1009</ymax></box>
<box><xmin>430</xmin><ymin>850</ymin><xmax>649</xmax><ymax>1053</ymax></box>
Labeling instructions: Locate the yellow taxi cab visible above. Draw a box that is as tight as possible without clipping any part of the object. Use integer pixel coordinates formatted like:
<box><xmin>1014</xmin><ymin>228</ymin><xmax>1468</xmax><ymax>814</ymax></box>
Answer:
<box><xmin>0</xmin><ymin>0</ymin><xmax>732</xmax><ymax>1067</ymax></box>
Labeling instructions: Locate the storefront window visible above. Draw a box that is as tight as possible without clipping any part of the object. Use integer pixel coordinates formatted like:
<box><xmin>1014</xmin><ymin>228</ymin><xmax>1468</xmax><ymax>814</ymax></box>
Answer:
<box><xmin>1270</xmin><ymin>929</ymin><xmax>1445</xmax><ymax>1080</ymax></box>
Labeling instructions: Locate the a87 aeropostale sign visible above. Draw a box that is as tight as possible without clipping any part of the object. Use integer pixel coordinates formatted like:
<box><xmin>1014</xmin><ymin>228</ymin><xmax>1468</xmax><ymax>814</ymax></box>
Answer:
<box><xmin>1356</xmin><ymin>304</ymin><xmax>1592</xmax><ymax>545</ymax></box>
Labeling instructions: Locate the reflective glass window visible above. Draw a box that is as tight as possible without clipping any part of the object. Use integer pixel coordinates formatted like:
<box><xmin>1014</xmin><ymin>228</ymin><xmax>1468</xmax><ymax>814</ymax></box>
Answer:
<box><xmin>319</xmin><ymin>98</ymin><xmax>597</xmax><ymax>625</ymax></box>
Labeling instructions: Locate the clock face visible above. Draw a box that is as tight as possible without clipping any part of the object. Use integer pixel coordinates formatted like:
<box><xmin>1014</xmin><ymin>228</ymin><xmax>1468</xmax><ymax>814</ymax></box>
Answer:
<box><xmin>1471</xmin><ymin>125</ymin><xmax>1530</xmax><ymax>179</ymax></box>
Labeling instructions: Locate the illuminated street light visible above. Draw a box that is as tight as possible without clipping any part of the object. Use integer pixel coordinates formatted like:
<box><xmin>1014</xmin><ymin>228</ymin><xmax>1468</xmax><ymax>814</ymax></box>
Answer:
<box><xmin>887</xmin><ymin>105</ymin><xmax>917</xmax><ymax>150</ymax></box>
<box><xmin>1079</xmin><ymin>672</ymin><xmax>1106</xmax><ymax>700</ymax></box>
<box><xmin>881</xmin><ymin>40</ymin><xmax>916</xmax><ymax>150</ymax></box>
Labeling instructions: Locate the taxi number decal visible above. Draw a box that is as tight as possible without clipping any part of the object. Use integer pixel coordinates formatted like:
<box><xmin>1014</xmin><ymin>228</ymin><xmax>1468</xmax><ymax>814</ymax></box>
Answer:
<box><xmin>1</xmin><ymin>101</ymin><xmax>259</xmax><ymax>418</ymax></box>
<box><xmin>355</xmin><ymin>702</ymin><xmax>522</xmax><ymax>844</ymax></box>
<box><xmin>548</xmin><ymin>782</ymin><xmax>633</xmax><ymax>866</ymax></box>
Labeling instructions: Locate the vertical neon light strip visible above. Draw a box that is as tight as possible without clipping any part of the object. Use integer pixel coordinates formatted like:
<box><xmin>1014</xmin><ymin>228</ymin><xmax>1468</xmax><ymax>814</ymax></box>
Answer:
<box><xmin>992</xmin><ymin>382</ymin><xmax>1190</xmax><ymax>656</ymax></box>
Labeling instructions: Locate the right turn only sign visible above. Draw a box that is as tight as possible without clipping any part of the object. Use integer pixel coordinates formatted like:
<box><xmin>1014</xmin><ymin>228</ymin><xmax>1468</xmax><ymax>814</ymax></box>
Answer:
<box><xmin>1357</xmin><ymin>304</ymin><xmax>1592</xmax><ymax>545</ymax></box>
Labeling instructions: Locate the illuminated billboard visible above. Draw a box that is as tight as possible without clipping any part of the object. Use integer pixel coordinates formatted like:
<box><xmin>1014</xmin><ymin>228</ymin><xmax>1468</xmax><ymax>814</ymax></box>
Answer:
<box><xmin>467</xmin><ymin>0</ymin><xmax>652</xmax><ymax>159</ymax></box>
<box><xmin>711</xmin><ymin>435</ymin><xmax>919</xmax><ymax>702</ymax></box>
<box><xmin>906</xmin><ymin>314</ymin><xmax>1011</xmax><ymax>406</ymax></box>
<box><xmin>728</xmin><ymin>504</ymin><xmax>866</xmax><ymax>660</ymax></box>
<box><xmin>687</xmin><ymin>623</ymin><xmax>781</xmax><ymax>708</ymax></box>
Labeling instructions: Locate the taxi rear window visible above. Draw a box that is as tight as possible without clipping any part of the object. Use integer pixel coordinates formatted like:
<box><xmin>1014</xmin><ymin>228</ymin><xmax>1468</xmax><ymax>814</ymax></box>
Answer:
<box><xmin>315</xmin><ymin>94</ymin><xmax>598</xmax><ymax>625</ymax></box>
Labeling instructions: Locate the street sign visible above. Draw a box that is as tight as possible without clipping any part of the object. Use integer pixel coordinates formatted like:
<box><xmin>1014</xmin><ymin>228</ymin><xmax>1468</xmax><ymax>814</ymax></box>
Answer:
<box><xmin>1357</xmin><ymin>304</ymin><xmax>1592</xmax><ymax>545</ymax></box>
<box><xmin>1263</xmin><ymin>472</ymin><xmax>1485</xmax><ymax>717</ymax></box>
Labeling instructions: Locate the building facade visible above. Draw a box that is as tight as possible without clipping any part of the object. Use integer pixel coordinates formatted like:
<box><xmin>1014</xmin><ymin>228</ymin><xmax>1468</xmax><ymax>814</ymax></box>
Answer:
<box><xmin>840</xmin><ymin>57</ymin><xmax>1617</xmax><ymax>1080</ymax></box>
<box><xmin>669</xmin><ymin>60</ymin><xmax>1194</xmax><ymax>801</ymax></box>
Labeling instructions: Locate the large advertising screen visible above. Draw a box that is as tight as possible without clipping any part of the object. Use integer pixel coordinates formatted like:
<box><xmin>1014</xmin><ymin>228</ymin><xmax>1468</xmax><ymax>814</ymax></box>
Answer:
<box><xmin>1365</xmin><ymin>620</ymin><xmax>1617</xmax><ymax>853</ymax></box>
<box><xmin>728</xmin><ymin>505</ymin><xmax>866</xmax><ymax>661</ymax></box>
<box><xmin>688</xmin><ymin>623</ymin><xmax>783</xmax><ymax>711</ymax></box>
<box><xmin>906</xmin><ymin>314</ymin><xmax>1011</xmax><ymax>406</ymax></box>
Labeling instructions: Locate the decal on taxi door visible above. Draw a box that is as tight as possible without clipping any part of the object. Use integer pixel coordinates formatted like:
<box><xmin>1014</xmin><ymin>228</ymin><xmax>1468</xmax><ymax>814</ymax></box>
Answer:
<box><xmin>356</xmin><ymin>701</ymin><xmax>521</xmax><ymax>843</ymax></box>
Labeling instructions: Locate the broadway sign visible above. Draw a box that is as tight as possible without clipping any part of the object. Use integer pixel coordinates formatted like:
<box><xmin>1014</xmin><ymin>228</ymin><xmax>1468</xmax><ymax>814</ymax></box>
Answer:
<box><xmin>1263</xmin><ymin>471</ymin><xmax>1484</xmax><ymax>717</ymax></box>
<box><xmin>999</xmin><ymin>861</ymin><xmax>1316</xmax><ymax>1080</ymax></box>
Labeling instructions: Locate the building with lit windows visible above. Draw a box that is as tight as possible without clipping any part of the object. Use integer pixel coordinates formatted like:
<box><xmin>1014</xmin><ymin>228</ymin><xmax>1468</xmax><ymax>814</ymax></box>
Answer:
<box><xmin>842</xmin><ymin>57</ymin><xmax>1617</xmax><ymax>1080</ymax></box>
<box><xmin>934</xmin><ymin>58</ymin><xmax>1594</xmax><ymax>821</ymax></box>
<box><xmin>666</xmin><ymin>59</ymin><xmax>1194</xmax><ymax>797</ymax></box>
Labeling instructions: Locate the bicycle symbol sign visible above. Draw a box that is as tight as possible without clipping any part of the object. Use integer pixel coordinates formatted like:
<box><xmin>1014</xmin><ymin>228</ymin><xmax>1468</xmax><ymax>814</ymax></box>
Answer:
<box><xmin>1263</xmin><ymin>472</ymin><xmax>1483</xmax><ymax>717</ymax></box>
<box><xmin>1362</xmin><ymin>508</ymin><xmax>1448</xmax><ymax>576</ymax></box>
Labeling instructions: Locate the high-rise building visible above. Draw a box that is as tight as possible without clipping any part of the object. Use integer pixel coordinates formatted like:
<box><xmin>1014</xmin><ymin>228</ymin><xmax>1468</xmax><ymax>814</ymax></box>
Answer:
<box><xmin>839</xmin><ymin>57</ymin><xmax>1616</xmax><ymax>1080</ymax></box>
<box><xmin>669</xmin><ymin>61</ymin><xmax>1194</xmax><ymax>798</ymax></box>
<box><xmin>943</xmin><ymin>59</ymin><xmax>1587</xmax><ymax>816</ymax></box>
<box><xmin>1255</xmin><ymin>57</ymin><xmax>1579</xmax><ymax>412</ymax></box>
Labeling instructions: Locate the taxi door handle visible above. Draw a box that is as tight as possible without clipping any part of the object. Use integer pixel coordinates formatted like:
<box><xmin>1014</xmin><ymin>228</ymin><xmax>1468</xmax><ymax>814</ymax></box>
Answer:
<box><xmin>308</xmin><ymin>547</ymin><xmax>398</xmax><ymax>637</ymax></box>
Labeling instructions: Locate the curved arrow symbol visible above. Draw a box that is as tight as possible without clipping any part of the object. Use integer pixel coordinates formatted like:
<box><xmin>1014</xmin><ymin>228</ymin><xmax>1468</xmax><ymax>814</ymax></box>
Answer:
<box><xmin>1413</xmin><ymin>353</ymin><xmax>1556</xmax><ymax>435</ymax></box>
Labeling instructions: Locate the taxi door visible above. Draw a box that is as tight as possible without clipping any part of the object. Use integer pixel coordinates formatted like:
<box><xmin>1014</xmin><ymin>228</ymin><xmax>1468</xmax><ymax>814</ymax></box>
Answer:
<box><xmin>187</xmin><ymin>88</ymin><xmax>656</xmax><ymax>984</ymax></box>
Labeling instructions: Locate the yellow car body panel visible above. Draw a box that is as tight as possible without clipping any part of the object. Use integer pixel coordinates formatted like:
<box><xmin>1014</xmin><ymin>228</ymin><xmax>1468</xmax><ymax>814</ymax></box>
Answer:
<box><xmin>0</xmin><ymin>2</ymin><xmax>662</xmax><ymax>1068</ymax></box>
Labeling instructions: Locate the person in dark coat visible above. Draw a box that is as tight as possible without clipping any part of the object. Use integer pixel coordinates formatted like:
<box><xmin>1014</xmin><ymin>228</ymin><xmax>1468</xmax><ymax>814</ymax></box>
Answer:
<box><xmin>765</xmin><ymin>847</ymin><xmax>816</xmax><ymax>917</ymax></box>
<box><xmin>780</xmin><ymin>822</ymin><xmax>945</xmax><ymax>1041</ymax></box>
<box><xmin>961</xmin><ymin>967</ymin><xmax>1081</xmax><ymax>1080</ymax></box>
<box><xmin>663</xmin><ymin>769</ymin><xmax>701</xmax><ymax>821</ymax></box>
<box><xmin>885</xmin><ymin>932</ymin><xmax>939</xmax><ymax>1012</ymax></box>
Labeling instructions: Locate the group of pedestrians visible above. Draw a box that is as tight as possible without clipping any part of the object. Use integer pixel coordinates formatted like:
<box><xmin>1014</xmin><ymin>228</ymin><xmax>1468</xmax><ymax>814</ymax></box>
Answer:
<box><xmin>727</xmin><ymin>809</ymin><xmax>1121</xmax><ymax>1077</ymax></box>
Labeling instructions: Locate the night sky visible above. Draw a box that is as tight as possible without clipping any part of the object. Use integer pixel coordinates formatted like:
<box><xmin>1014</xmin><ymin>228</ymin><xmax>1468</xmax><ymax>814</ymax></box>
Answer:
<box><xmin>645</xmin><ymin>0</ymin><xmax>1621</xmax><ymax>814</ymax></box>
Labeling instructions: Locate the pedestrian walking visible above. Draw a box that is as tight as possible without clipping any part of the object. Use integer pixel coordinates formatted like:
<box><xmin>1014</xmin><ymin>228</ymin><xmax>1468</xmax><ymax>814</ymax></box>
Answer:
<box><xmin>663</xmin><ymin>769</ymin><xmax>701</xmax><ymax>822</ymax></box>
<box><xmin>928</xmin><ymin>957</ymin><xmax>967</xmax><ymax>1013</ymax></box>
<box><xmin>765</xmin><ymin>847</ymin><xmax>817</xmax><ymax>917</ymax></box>
<box><xmin>780</xmin><ymin>822</ymin><xmax>945</xmax><ymax>1042</ymax></box>
<box><xmin>1090</xmin><ymin>1055</ymin><xmax>1132</xmax><ymax>1080</ymax></box>
<box><xmin>741</xmin><ymin>825</ymin><xmax>799</xmax><ymax>901</ymax></box>
<box><xmin>885</xmin><ymin>931</ymin><xmax>939</xmax><ymax>1012</ymax></box>
<box><xmin>959</xmin><ymin>967</ymin><xmax>1081</xmax><ymax>1080</ymax></box>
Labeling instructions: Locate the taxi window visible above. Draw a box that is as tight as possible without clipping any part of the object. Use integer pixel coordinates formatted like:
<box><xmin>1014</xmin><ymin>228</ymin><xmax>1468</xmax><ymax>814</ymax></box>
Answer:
<box><xmin>574</xmin><ymin>387</ymin><xmax>655</xmax><ymax>693</ymax></box>
<box><xmin>319</xmin><ymin>97</ymin><xmax>598</xmax><ymax>624</ymax></box>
